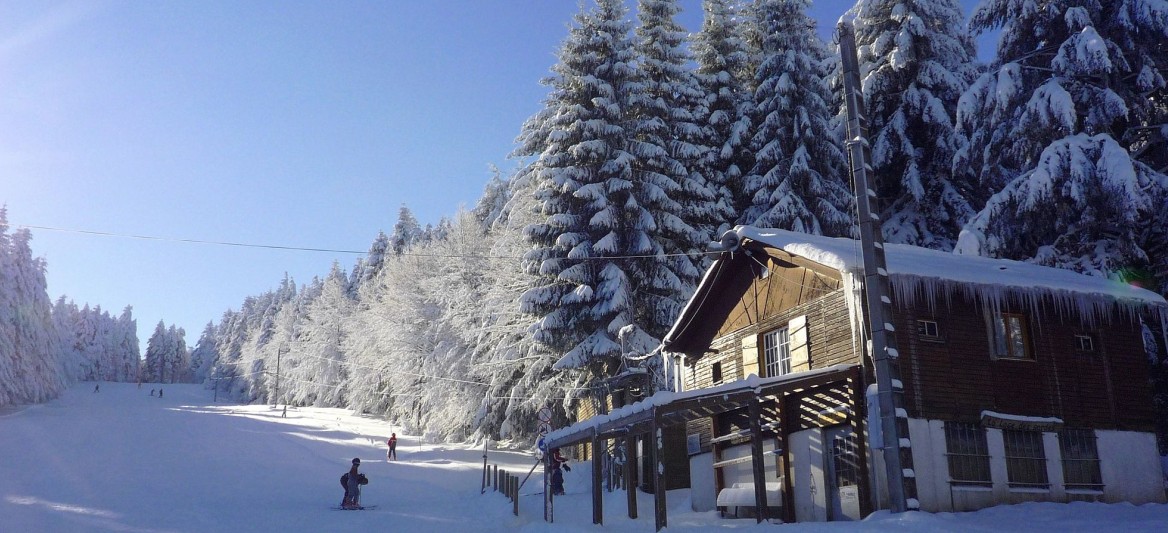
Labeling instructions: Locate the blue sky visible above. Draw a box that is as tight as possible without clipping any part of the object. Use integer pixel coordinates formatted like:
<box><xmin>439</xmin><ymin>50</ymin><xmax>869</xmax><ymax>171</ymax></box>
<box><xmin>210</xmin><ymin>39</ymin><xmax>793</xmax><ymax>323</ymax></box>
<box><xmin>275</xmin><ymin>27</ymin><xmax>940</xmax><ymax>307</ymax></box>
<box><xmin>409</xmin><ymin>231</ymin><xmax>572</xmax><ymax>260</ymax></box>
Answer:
<box><xmin>2</xmin><ymin>1</ymin><xmax>983</xmax><ymax>351</ymax></box>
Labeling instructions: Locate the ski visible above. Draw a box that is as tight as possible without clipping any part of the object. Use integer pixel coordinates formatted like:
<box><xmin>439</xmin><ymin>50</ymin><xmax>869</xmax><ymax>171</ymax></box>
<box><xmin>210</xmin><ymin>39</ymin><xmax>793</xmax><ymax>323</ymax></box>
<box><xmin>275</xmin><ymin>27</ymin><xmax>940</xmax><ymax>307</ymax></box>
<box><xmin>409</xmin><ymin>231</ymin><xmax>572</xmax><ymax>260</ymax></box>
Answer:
<box><xmin>331</xmin><ymin>505</ymin><xmax>378</xmax><ymax>511</ymax></box>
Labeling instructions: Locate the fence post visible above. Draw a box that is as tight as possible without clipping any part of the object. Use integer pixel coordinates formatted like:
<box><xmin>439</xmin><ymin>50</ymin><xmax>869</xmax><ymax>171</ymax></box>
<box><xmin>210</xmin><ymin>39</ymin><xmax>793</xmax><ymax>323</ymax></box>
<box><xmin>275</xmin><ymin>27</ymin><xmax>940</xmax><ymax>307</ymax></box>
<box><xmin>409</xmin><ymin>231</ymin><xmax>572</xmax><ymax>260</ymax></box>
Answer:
<box><xmin>512</xmin><ymin>475</ymin><xmax>519</xmax><ymax>516</ymax></box>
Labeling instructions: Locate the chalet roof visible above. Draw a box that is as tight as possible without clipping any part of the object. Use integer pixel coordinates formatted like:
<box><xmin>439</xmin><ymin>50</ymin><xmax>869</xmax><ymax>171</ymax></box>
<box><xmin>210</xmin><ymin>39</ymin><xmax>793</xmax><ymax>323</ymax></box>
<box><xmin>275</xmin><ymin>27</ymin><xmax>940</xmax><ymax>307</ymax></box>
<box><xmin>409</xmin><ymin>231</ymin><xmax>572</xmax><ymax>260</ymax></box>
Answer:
<box><xmin>663</xmin><ymin>226</ymin><xmax>1167</xmax><ymax>356</ymax></box>
<box><xmin>735</xmin><ymin>226</ymin><xmax>1166</xmax><ymax>307</ymax></box>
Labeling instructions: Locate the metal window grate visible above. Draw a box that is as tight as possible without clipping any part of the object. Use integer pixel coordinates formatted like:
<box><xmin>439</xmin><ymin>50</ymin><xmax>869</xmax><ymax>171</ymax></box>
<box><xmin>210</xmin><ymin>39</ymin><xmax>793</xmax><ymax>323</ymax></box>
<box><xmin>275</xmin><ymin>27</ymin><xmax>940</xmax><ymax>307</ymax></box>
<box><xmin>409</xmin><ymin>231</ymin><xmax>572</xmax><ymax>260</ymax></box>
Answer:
<box><xmin>1003</xmin><ymin>429</ymin><xmax>1049</xmax><ymax>488</ymax></box>
<box><xmin>833</xmin><ymin>432</ymin><xmax>861</xmax><ymax>488</ymax></box>
<box><xmin>1059</xmin><ymin>429</ymin><xmax>1103</xmax><ymax>490</ymax></box>
<box><xmin>944</xmin><ymin>422</ymin><xmax>991</xmax><ymax>486</ymax></box>
<box><xmin>763</xmin><ymin>327</ymin><xmax>790</xmax><ymax>377</ymax></box>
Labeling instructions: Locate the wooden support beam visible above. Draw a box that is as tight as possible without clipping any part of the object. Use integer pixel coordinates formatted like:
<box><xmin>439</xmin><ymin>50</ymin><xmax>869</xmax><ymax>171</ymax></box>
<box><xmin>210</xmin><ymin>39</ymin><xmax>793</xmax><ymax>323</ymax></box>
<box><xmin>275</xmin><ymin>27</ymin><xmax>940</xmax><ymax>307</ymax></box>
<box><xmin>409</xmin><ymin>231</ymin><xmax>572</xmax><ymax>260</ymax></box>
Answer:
<box><xmin>592</xmin><ymin>434</ymin><xmax>603</xmax><ymax>525</ymax></box>
<box><xmin>849</xmin><ymin>369</ymin><xmax>874</xmax><ymax>517</ymax></box>
<box><xmin>625</xmin><ymin>435</ymin><xmax>638</xmax><ymax>519</ymax></box>
<box><xmin>652</xmin><ymin>415</ymin><xmax>667</xmax><ymax>532</ymax></box>
<box><xmin>780</xmin><ymin>394</ymin><xmax>796</xmax><ymax>523</ymax></box>
<box><xmin>748</xmin><ymin>397</ymin><xmax>769</xmax><ymax>523</ymax></box>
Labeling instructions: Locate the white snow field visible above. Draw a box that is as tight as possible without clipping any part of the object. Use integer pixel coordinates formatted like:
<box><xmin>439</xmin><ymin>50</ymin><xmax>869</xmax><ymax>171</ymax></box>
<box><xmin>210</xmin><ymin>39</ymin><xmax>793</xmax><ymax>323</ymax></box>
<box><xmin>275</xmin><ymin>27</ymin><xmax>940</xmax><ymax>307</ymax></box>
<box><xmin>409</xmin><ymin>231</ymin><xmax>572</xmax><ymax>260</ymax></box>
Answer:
<box><xmin>3</xmin><ymin>383</ymin><xmax>1167</xmax><ymax>533</ymax></box>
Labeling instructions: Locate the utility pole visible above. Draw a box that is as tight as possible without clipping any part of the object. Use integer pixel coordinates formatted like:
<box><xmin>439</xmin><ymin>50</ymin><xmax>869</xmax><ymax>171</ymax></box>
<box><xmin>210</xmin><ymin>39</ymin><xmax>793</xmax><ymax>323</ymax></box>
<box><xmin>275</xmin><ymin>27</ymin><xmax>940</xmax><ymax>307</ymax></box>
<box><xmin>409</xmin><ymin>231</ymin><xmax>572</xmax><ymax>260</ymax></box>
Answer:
<box><xmin>837</xmin><ymin>21</ymin><xmax>918</xmax><ymax>513</ymax></box>
<box><xmin>273</xmin><ymin>346</ymin><xmax>286</xmax><ymax>409</ymax></box>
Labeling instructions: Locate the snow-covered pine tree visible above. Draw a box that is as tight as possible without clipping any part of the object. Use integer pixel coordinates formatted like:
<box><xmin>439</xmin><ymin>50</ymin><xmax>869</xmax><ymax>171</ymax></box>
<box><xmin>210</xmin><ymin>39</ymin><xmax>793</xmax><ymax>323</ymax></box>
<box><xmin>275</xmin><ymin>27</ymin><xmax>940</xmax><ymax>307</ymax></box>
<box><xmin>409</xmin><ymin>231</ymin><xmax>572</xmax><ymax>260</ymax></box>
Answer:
<box><xmin>741</xmin><ymin>0</ymin><xmax>854</xmax><ymax>237</ymax></box>
<box><xmin>116</xmin><ymin>306</ymin><xmax>140</xmax><ymax>381</ymax></box>
<box><xmin>847</xmin><ymin>0</ymin><xmax>980</xmax><ymax>249</ymax></box>
<box><xmin>0</xmin><ymin>220</ymin><xmax>66</xmax><ymax>404</ymax></box>
<box><xmin>143</xmin><ymin>321</ymin><xmax>167</xmax><ymax>383</ymax></box>
<box><xmin>954</xmin><ymin>1</ymin><xmax>1168</xmax><ymax>292</ymax></box>
<box><xmin>347</xmin><ymin>231</ymin><xmax>389</xmax><ymax>298</ymax></box>
<box><xmin>289</xmin><ymin>262</ymin><xmax>352</xmax><ymax>407</ymax></box>
<box><xmin>389</xmin><ymin>205</ymin><xmax>423</xmax><ymax>255</ymax></box>
<box><xmin>190</xmin><ymin>322</ymin><xmax>217</xmax><ymax>384</ymax></box>
<box><xmin>691</xmin><ymin>0</ymin><xmax>755</xmax><ymax>236</ymax></box>
<box><xmin>632</xmin><ymin>0</ymin><xmax>719</xmax><ymax>262</ymax></box>
<box><xmin>520</xmin><ymin>0</ymin><xmax>696</xmax><ymax>390</ymax></box>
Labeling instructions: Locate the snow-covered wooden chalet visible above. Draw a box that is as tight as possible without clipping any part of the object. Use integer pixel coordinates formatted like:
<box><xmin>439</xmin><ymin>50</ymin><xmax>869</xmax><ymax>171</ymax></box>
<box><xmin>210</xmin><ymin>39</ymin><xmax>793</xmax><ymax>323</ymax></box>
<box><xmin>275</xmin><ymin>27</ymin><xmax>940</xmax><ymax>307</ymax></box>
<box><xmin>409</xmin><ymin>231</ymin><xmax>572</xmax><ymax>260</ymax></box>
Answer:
<box><xmin>542</xmin><ymin>225</ymin><xmax>1167</xmax><ymax>530</ymax></box>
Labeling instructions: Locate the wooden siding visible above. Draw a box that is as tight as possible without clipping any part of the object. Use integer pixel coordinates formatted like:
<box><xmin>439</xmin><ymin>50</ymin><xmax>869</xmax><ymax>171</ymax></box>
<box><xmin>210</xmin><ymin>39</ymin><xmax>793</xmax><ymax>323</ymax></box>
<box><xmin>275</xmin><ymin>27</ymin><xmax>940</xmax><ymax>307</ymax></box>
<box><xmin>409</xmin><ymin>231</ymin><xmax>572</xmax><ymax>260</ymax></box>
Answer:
<box><xmin>896</xmin><ymin>294</ymin><xmax>1156</xmax><ymax>432</ymax></box>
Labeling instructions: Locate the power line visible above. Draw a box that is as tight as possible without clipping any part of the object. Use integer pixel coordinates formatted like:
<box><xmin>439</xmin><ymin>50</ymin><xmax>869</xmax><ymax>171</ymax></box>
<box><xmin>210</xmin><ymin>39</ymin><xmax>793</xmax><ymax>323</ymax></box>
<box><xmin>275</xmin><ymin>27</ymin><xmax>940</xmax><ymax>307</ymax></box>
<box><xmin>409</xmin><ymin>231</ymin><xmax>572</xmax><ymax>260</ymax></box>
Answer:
<box><xmin>13</xmin><ymin>221</ymin><xmax>720</xmax><ymax>261</ymax></box>
<box><xmin>15</xmin><ymin>223</ymin><xmax>367</xmax><ymax>255</ymax></box>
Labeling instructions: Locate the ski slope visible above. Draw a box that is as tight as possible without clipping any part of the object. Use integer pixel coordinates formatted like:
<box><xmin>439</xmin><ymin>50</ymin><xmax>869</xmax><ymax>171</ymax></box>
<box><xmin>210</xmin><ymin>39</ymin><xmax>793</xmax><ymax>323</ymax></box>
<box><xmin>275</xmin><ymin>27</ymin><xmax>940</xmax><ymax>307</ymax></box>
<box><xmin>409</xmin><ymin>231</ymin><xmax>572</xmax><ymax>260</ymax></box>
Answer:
<box><xmin>2</xmin><ymin>383</ymin><xmax>1167</xmax><ymax>532</ymax></box>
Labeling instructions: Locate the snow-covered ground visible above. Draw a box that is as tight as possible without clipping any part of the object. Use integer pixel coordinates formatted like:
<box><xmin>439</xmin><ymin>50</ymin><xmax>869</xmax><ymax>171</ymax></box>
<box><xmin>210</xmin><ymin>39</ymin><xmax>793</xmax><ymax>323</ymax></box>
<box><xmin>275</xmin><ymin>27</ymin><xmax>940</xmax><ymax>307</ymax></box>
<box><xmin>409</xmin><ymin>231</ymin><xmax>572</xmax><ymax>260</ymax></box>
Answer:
<box><xmin>2</xmin><ymin>383</ymin><xmax>1167</xmax><ymax>532</ymax></box>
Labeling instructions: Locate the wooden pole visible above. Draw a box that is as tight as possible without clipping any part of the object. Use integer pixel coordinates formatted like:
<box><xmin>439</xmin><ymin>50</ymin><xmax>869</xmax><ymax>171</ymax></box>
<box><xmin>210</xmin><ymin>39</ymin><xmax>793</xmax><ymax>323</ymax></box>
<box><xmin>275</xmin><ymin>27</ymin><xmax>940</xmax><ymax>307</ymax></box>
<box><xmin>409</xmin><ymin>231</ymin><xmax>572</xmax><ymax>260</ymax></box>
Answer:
<box><xmin>512</xmin><ymin>476</ymin><xmax>519</xmax><ymax>516</ymax></box>
<box><xmin>780</xmin><ymin>395</ymin><xmax>796</xmax><ymax>523</ymax></box>
<box><xmin>652</xmin><ymin>416</ymin><xmax>667</xmax><ymax>532</ymax></box>
<box><xmin>625</xmin><ymin>435</ymin><xmax>637</xmax><ymax>519</ymax></box>
<box><xmin>592</xmin><ymin>435</ymin><xmax>603</xmax><ymax>525</ymax></box>
<box><xmin>748</xmin><ymin>397</ymin><xmax>769</xmax><ymax>523</ymax></box>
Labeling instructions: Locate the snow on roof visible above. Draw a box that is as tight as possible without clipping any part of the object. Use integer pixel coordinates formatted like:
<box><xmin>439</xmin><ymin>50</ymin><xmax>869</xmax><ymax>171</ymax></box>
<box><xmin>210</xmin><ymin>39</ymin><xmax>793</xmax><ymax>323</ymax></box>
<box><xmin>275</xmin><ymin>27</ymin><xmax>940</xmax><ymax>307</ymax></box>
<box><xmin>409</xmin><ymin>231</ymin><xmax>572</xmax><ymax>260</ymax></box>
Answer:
<box><xmin>734</xmin><ymin>226</ymin><xmax>1167</xmax><ymax>322</ymax></box>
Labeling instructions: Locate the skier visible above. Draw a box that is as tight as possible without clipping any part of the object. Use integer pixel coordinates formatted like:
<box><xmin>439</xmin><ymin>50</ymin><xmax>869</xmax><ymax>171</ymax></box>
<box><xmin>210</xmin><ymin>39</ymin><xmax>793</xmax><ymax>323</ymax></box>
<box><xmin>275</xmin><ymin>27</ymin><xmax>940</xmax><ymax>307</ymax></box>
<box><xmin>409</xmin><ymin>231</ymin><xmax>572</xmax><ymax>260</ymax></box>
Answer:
<box><xmin>159</xmin><ymin>388</ymin><xmax>163</xmax><ymax>398</ymax></box>
<box><xmin>340</xmin><ymin>458</ymin><xmax>368</xmax><ymax>508</ymax></box>
<box><xmin>550</xmin><ymin>447</ymin><xmax>570</xmax><ymax>496</ymax></box>
<box><xmin>387</xmin><ymin>433</ymin><xmax>397</xmax><ymax>461</ymax></box>
<box><xmin>93</xmin><ymin>384</ymin><xmax>100</xmax><ymax>393</ymax></box>
<box><xmin>150</xmin><ymin>389</ymin><xmax>155</xmax><ymax>397</ymax></box>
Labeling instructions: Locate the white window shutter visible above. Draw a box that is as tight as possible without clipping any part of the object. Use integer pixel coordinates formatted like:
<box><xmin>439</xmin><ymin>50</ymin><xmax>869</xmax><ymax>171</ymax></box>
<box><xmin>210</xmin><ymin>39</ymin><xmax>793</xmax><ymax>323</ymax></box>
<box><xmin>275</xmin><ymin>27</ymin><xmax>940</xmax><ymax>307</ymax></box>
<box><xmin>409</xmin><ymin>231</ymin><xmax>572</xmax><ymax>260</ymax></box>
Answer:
<box><xmin>789</xmin><ymin>315</ymin><xmax>810</xmax><ymax>372</ymax></box>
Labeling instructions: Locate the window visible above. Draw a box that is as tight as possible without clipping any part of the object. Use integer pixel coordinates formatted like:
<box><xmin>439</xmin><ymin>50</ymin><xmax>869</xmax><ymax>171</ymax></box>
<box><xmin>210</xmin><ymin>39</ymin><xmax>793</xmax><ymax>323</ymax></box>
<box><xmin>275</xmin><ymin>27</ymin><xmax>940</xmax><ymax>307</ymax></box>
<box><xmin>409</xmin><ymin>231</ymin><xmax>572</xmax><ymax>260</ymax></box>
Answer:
<box><xmin>1075</xmin><ymin>334</ymin><xmax>1095</xmax><ymax>352</ymax></box>
<box><xmin>944</xmin><ymin>422</ymin><xmax>992</xmax><ymax>486</ymax></box>
<box><xmin>1003</xmin><ymin>429</ymin><xmax>1049</xmax><ymax>488</ymax></box>
<box><xmin>762</xmin><ymin>327</ymin><xmax>791</xmax><ymax>377</ymax></box>
<box><xmin>992</xmin><ymin>313</ymin><xmax>1032</xmax><ymax>360</ymax></box>
<box><xmin>917</xmin><ymin>319</ymin><xmax>940</xmax><ymax>339</ymax></box>
<box><xmin>1059</xmin><ymin>429</ymin><xmax>1103</xmax><ymax>490</ymax></box>
<box><xmin>711</xmin><ymin>361</ymin><xmax>723</xmax><ymax>384</ymax></box>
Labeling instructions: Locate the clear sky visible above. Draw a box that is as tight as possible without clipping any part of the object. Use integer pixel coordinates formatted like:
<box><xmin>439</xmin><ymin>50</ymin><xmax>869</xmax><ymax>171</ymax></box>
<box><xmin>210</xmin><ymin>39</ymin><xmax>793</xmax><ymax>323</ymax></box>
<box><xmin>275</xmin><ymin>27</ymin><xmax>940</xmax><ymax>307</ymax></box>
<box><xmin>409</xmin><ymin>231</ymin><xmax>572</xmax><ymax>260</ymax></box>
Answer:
<box><xmin>2</xmin><ymin>1</ymin><xmax>983</xmax><ymax>351</ymax></box>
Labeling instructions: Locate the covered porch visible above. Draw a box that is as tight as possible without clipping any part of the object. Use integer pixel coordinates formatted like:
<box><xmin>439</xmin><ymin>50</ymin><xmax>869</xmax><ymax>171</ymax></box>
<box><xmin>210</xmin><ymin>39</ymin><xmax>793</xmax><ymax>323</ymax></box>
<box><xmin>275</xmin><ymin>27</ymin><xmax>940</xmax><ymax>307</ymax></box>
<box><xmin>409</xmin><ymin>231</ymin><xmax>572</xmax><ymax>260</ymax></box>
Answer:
<box><xmin>541</xmin><ymin>364</ymin><xmax>870</xmax><ymax>530</ymax></box>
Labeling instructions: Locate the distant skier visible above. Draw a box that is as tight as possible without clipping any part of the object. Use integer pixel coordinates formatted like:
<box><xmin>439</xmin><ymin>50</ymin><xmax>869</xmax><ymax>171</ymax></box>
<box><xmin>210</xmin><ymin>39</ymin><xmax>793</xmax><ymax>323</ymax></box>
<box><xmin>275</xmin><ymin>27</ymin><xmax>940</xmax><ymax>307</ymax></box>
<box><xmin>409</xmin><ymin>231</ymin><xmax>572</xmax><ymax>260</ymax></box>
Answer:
<box><xmin>340</xmin><ymin>458</ymin><xmax>368</xmax><ymax>508</ymax></box>
<box><xmin>150</xmin><ymin>389</ymin><xmax>155</xmax><ymax>397</ymax></box>
<box><xmin>158</xmin><ymin>388</ymin><xmax>163</xmax><ymax>398</ymax></box>
<box><xmin>387</xmin><ymin>433</ymin><xmax>397</xmax><ymax>461</ymax></box>
<box><xmin>93</xmin><ymin>384</ymin><xmax>100</xmax><ymax>393</ymax></box>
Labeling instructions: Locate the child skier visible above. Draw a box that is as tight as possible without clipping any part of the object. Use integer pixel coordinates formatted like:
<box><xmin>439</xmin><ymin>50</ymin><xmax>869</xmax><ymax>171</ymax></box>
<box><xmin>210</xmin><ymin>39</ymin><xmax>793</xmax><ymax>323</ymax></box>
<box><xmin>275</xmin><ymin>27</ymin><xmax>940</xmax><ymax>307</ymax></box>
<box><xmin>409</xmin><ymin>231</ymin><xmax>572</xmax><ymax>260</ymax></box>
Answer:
<box><xmin>340</xmin><ymin>458</ymin><xmax>369</xmax><ymax>508</ymax></box>
<box><xmin>550</xmin><ymin>447</ymin><xmax>570</xmax><ymax>496</ymax></box>
<box><xmin>387</xmin><ymin>433</ymin><xmax>397</xmax><ymax>461</ymax></box>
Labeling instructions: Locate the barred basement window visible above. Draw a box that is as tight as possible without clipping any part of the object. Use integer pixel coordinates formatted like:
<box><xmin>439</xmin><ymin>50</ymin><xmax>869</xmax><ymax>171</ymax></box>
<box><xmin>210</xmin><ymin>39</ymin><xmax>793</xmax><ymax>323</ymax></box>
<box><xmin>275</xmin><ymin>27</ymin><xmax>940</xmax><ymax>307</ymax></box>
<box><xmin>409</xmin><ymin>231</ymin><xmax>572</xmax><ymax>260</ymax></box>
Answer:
<box><xmin>944</xmin><ymin>422</ymin><xmax>991</xmax><ymax>486</ymax></box>
<box><xmin>1059</xmin><ymin>429</ymin><xmax>1103</xmax><ymax>491</ymax></box>
<box><xmin>1004</xmin><ymin>429</ymin><xmax>1049</xmax><ymax>488</ymax></box>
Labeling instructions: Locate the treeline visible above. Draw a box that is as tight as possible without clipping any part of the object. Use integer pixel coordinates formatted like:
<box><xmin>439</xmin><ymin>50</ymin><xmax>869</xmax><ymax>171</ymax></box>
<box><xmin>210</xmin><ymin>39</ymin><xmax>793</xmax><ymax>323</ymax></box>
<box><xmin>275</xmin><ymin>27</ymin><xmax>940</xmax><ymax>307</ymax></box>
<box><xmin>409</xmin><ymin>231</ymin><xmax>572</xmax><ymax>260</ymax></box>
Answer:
<box><xmin>0</xmin><ymin>208</ymin><xmax>150</xmax><ymax>407</ymax></box>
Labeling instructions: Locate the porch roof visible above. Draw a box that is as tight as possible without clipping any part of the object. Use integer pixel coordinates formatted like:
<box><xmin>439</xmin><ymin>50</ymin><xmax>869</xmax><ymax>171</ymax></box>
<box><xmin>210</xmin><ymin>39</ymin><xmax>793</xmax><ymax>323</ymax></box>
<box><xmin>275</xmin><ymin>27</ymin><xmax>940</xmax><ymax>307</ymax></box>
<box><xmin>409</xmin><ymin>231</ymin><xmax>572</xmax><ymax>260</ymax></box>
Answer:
<box><xmin>542</xmin><ymin>364</ymin><xmax>860</xmax><ymax>450</ymax></box>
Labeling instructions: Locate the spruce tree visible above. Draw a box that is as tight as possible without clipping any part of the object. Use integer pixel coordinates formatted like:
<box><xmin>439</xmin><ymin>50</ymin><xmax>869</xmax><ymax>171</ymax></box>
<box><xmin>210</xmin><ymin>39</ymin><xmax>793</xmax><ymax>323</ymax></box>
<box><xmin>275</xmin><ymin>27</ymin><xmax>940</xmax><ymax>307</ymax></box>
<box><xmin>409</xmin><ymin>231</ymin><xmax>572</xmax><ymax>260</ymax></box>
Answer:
<box><xmin>742</xmin><ymin>0</ymin><xmax>854</xmax><ymax>236</ymax></box>
<box><xmin>849</xmin><ymin>0</ymin><xmax>979</xmax><ymax>249</ymax></box>
<box><xmin>520</xmin><ymin>0</ymin><xmax>687</xmax><ymax>379</ymax></box>
<box><xmin>691</xmin><ymin>0</ymin><xmax>755</xmax><ymax>236</ymax></box>
<box><xmin>954</xmin><ymin>0</ymin><xmax>1168</xmax><ymax>291</ymax></box>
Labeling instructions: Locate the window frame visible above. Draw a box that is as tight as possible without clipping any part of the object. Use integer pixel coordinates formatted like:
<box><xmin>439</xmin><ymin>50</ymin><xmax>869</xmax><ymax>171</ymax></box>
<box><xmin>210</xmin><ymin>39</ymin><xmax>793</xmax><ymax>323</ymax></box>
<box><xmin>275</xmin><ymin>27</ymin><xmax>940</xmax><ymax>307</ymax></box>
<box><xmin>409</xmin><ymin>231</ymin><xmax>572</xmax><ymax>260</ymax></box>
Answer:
<box><xmin>944</xmin><ymin>422</ymin><xmax>992</xmax><ymax>487</ymax></box>
<box><xmin>917</xmin><ymin>319</ymin><xmax>941</xmax><ymax>341</ymax></box>
<box><xmin>711</xmin><ymin>361</ymin><xmax>723</xmax><ymax>384</ymax></box>
<box><xmin>991</xmin><ymin>312</ymin><xmax>1034</xmax><ymax>360</ymax></box>
<box><xmin>1059</xmin><ymin>429</ymin><xmax>1103</xmax><ymax>491</ymax></box>
<box><xmin>1003</xmin><ymin>429</ymin><xmax>1049</xmax><ymax>489</ymax></box>
<box><xmin>762</xmin><ymin>326</ymin><xmax>791</xmax><ymax>378</ymax></box>
<box><xmin>1074</xmin><ymin>334</ymin><xmax>1095</xmax><ymax>353</ymax></box>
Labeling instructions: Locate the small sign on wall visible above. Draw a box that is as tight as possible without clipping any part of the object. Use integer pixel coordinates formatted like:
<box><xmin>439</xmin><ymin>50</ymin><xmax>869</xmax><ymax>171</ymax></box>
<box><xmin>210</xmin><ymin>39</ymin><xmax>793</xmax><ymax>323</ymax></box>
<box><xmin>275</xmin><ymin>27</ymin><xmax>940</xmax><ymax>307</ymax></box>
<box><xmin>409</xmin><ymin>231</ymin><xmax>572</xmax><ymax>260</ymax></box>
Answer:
<box><xmin>687</xmin><ymin>433</ymin><xmax>702</xmax><ymax>456</ymax></box>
